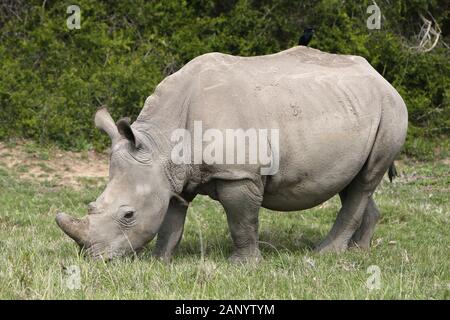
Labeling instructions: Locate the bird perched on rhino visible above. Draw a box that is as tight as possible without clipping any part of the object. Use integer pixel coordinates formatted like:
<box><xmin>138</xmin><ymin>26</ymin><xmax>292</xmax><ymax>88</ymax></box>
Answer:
<box><xmin>298</xmin><ymin>26</ymin><xmax>315</xmax><ymax>46</ymax></box>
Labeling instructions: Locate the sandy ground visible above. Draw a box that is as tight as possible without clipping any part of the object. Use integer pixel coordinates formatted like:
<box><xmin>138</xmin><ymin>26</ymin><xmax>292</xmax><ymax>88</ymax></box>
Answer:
<box><xmin>0</xmin><ymin>141</ymin><xmax>109</xmax><ymax>188</ymax></box>
<box><xmin>0</xmin><ymin>140</ymin><xmax>448</xmax><ymax>191</ymax></box>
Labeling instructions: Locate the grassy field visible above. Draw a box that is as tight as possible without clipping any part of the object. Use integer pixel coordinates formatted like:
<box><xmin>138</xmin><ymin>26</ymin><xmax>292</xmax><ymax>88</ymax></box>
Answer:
<box><xmin>0</xmin><ymin>144</ymin><xmax>449</xmax><ymax>299</ymax></box>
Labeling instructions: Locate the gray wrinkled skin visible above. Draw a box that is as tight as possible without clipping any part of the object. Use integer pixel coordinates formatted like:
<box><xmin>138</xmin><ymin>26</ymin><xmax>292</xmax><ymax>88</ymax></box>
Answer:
<box><xmin>56</xmin><ymin>47</ymin><xmax>408</xmax><ymax>262</ymax></box>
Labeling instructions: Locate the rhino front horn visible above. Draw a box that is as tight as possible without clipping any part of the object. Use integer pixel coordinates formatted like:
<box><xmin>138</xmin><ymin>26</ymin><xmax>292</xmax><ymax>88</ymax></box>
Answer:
<box><xmin>56</xmin><ymin>212</ymin><xmax>89</xmax><ymax>247</ymax></box>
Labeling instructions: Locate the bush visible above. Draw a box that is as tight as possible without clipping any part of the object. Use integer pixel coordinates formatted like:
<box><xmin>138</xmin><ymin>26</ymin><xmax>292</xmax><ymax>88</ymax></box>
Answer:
<box><xmin>0</xmin><ymin>0</ymin><xmax>448</xmax><ymax>157</ymax></box>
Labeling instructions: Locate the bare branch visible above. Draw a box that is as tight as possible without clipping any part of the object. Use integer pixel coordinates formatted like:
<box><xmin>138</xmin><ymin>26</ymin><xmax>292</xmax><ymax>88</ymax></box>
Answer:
<box><xmin>409</xmin><ymin>13</ymin><xmax>442</xmax><ymax>53</ymax></box>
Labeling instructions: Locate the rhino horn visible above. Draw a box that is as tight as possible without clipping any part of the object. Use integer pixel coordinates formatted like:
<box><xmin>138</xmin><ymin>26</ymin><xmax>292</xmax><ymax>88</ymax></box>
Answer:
<box><xmin>94</xmin><ymin>106</ymin><xmax>120</xmax><ymax>144</ymax></box>
<box><xmin>55</xmin><ymin>212</ymin><xmax>89</xmax><ymax>247</ymax></box>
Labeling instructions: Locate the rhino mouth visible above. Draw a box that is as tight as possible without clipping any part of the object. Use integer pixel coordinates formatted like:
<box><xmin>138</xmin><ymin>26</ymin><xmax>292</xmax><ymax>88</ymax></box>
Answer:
<box><xmin>84</xmin><ymin>243</ymin><xmax>127</xmax><ymax>260</ymax></box>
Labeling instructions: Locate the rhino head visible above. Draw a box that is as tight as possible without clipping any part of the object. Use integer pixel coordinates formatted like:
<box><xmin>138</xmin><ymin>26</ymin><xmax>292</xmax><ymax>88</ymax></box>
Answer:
<box><xmin>56</xmin><ymin>107</ymin><xmax>180</xmax><ymax>259</ymax></box>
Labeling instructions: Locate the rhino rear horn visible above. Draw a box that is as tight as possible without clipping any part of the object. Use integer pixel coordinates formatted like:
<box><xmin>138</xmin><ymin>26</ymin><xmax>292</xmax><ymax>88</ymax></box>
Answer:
<box><xmin>95</xmin><ymin>106</ymin><xmax>120</xmax><ymax>144</ymax></box>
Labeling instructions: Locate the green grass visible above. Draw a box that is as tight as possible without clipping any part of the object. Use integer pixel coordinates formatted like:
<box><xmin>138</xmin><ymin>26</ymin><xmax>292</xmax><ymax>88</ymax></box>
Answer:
<box><xmin>0</xmin><ymin>161</ymin><xmax>449</xmax><ymax>299</ymax></box>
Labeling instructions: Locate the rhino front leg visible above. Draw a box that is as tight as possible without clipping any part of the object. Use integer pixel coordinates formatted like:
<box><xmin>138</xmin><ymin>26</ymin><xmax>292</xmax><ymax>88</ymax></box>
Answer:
<box><xmin>152</xmin><ymin>200</ymin><xmax>188</xmax><ymax>262</ymax></box>
<box><xmin>216</xmin><ymin>179</ymin><xmax>263</xmax><ymax>264</ymax></box>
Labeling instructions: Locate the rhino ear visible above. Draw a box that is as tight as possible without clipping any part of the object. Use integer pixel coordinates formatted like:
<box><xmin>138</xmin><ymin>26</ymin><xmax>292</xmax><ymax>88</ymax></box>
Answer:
<box><xmin>117</xmin><ymin>117</ymin><xmax>142</xmax><ymax>149</ymax></box>
<box><xmin>95</xmin><ymin>106</ymin><xmax>120</xmax><ymax>144</ymax></box>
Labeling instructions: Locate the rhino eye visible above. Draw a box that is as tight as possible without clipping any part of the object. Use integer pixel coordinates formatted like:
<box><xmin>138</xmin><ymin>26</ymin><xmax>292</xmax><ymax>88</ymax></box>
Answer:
<box><xmin>123</xmin><ymin>211</ymin><xmax>134</xmax><ymax>219</ymax></box>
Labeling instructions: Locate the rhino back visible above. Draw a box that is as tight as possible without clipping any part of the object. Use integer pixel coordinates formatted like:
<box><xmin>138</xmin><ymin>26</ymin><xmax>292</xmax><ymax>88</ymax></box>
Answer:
<box><xmin>137</xmin><ymin>48</ymin><xmax>401</xmax><ymax>209</ymax></box>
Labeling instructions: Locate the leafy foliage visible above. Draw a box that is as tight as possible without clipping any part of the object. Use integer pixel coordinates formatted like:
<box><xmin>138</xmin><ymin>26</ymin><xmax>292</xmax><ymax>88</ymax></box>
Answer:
<box><xmin>0</xmin><ymin>0</ymin><xmax>448</xmax><ymax>157</ymax></box>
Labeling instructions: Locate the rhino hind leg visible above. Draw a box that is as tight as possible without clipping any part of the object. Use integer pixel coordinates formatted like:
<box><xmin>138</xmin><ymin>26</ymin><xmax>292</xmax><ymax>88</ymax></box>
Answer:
<box><xmin>337</xmin><ymin>190</ymin><xmax>380</xmax><ymax>249</ymax></box>
<box><xmin>348</xmin><ymin>197</ymin><xmax>380</xmax><ymax>249</ymax></box>
<box><xmin>315</xmin><ymin>156</ymin><xmax>393</xmax><ymax>254</ymax></box>
<box><xmin>315</xmin><ymin>180</ymin><xmax>372</xmax><ymax>253</ymax></box>
<box><xmin>316</xmin><ymin>97</ymin><xmax>406</xmax><ymax>254</ymax></box>
<box><xmin>216</xmin><ymin>179</ymin><xmax>264</xmax><ymax>264</ymax></box>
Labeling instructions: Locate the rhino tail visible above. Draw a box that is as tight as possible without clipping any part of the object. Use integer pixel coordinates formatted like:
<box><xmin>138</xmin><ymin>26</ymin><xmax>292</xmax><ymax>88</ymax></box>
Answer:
<box><xmin>388</xmin><ymin>163</ymin><xmax>398</xmax><ymax>183</ymax></box>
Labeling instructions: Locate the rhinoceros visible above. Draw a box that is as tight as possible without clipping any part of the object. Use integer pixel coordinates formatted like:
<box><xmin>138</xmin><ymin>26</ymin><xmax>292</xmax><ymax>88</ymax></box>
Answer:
<box><xmin>56</xmin><ymin>46</ymin><xmax>408</xmax><ymax>262</ymax></box>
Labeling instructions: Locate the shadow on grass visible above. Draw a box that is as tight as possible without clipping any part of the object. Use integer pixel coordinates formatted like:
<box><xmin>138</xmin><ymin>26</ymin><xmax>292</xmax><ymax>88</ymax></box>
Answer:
<box><xmin>172</xmin><ymin>225</ymin><xmax>323</xmax><ymax>260</ymax></box>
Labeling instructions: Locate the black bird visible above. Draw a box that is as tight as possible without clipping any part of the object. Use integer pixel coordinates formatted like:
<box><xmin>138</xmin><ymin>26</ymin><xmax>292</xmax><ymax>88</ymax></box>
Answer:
<box><xmin>298</xmin><ymin>27</ymin><xmax>315</xmax><ymax>46</ymax></box>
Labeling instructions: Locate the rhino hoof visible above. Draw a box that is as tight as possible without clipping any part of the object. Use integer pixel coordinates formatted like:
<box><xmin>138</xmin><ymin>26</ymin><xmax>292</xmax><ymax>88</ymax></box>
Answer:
<box><xmin>151</xmin><ymin>252</ymin><xmax>172</xmax><ymax>264</ymax></box>
<box><xmin>228</xmin><ymin>252</ymin><xmax>263</xmax><ymax>265</ymax></box>
<box><xmin>314</xmin><ymin>241</ymin><xmax>348</xmax><ymax>254</ymax></box>
<box><xmin>347</xmin><ymin>239</ymin><xmax>371</xmax><ymax>250</ymax></box>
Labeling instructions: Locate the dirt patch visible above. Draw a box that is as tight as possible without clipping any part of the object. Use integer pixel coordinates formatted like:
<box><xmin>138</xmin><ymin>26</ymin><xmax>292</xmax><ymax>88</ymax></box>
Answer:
<box><xmin>1</xmin><ymin>140</ymin><xmax>449</xmax><ymax>191</ymax></box>
<box><xmin>0</xmin><ymin>141</ymin><xmax>109</xmax><ymax>188</ymax></box>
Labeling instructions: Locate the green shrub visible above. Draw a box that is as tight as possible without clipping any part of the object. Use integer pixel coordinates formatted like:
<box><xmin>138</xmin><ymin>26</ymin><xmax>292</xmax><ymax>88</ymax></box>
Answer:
<box><xmin>0</xmin><ymin>0</ymin><xmax>448</xmax><ymax>158</ymax></box>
